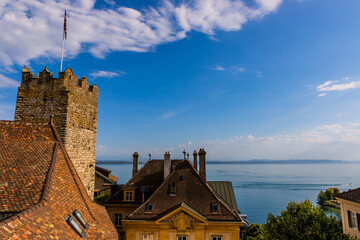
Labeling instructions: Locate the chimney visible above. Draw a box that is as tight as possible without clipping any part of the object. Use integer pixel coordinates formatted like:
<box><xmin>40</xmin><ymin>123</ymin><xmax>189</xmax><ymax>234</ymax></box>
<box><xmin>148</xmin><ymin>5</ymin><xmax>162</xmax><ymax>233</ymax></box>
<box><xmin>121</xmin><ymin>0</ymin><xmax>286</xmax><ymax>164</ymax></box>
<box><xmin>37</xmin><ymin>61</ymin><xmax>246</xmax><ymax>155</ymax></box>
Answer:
<box><xmin>132</xmin><ymin>152</ymin><xmax>139</xmax><ymax>177</ymax></box>
<box><xmin>193</xmin><ymin>150</ymin><xmax>198</xmax><ymax>170</ymax></box>
<box><xmin>198</xmin><ymin>148</ymin><xmax>206</xmax><ymax>180</ymax></box>
<box><xmin>164</xmin><ymin>151</ymin><xmax>171</xmax><ymax>180</ymax></box>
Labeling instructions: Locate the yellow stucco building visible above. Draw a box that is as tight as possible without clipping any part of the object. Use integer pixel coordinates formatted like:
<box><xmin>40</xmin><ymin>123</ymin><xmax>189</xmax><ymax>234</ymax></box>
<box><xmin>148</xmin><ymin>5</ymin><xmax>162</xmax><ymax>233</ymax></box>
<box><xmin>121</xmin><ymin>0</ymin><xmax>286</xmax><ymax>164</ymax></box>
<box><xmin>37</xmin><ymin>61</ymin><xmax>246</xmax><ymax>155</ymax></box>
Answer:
<box><xmin>104</xmin><ymin>149</ymin><xmax>246</xmax><ymax>240</ymax></box>
<box><xmin>336</xmin><ymin>188</ymin><xmax>360</xmax><ymax>238</ymax></box>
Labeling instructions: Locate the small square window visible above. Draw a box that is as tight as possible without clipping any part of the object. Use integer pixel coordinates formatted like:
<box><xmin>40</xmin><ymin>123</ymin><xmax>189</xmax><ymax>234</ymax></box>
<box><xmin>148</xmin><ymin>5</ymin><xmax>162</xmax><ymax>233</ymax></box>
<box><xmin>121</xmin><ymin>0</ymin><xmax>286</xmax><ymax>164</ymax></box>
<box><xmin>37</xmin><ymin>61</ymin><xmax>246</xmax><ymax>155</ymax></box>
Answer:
<box><xmin>212</xmin><ymin>203</ymin><xmax>218</xmax><ymax>212</ymax></box>
<box><xmin>212</xmin><ymin>236</ymin><xmax>223</xmax><ymax>240</ymax></box>
<box><xmin>115</xmin><ymin>213</ymin><xmax>122</xmax><ymax>226</ymax></box>
<box><xmin>146</xmin><ymin>203</ymin><xmax>153</xmax><ymax>211</ymax></box>
<box><xmin>177</xmin><ymin>236</ymin><xmax>187</xmax><ymax>240</ymax></box>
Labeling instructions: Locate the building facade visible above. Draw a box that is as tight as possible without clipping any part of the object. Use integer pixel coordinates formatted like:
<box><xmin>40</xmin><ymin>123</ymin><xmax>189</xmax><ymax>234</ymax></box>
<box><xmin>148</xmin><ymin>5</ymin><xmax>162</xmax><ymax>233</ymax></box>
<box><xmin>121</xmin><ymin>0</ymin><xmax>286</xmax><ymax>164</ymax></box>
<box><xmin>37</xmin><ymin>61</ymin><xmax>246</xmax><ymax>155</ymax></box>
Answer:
<box><xmin>336</xmin><ymin>188</ymin><xmax>360</xmax><ymax>238</ymax></box>
<box><xmin>104</xmin><ymin>150</ymin><xmax>245</xmax><ymax>240</ymax></box>
<box><xmin>14</xmin><ymin>66</ymin><xmax>98</xmax><ymax>198</ymax></box>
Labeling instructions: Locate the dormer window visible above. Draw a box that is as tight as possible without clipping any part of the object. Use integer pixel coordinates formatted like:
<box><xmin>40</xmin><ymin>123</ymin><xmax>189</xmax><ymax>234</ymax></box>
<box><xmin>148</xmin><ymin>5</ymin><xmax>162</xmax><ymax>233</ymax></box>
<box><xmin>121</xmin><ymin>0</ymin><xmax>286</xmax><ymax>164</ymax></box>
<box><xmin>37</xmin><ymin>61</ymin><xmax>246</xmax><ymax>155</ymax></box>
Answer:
<box><xmin>124</xmin><ymin>191</ymin><xmax>134</xmax><ymax>202</ymax></box>
<box><xmin>211</xmin><ymin>203</ymin><xmax>218</xmax><ymax>212</ymax></box>
<box><xmin>170</xmin><ymin>182</ymin><xmax>176</xmax><ymax>196</ymax></box>
<box><xmin>180</xmin><ymin>175</ymin><xmax>186</xmax><ymax>181</ymax></box>
<box><xmin>146</xmin><ymin>203</ymin><xmax>153</xmax><ymax>212</ymax></box>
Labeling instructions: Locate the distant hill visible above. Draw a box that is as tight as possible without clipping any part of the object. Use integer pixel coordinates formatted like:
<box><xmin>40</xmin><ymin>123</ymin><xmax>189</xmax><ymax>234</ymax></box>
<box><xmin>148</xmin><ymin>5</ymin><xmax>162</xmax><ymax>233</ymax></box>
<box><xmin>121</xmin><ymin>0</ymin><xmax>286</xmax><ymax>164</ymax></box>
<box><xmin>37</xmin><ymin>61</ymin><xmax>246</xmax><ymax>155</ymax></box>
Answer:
<box><xmin>96</xmin><ymin>159</ymin><xmax>360</xmax><ymax>164</ymax></box>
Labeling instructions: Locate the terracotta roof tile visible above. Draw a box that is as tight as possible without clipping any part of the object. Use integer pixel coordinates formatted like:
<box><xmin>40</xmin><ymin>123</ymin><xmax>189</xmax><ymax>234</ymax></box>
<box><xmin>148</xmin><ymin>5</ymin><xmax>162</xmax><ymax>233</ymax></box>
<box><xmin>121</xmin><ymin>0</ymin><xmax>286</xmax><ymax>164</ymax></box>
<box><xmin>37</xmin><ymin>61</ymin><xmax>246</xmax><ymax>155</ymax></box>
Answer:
<box><xmin>0</xmin><ymin>121</ymin><xmax>118</xmax><ymax>239</ymax></box>
<box><xmin>336</xmin><ymin>187</ymin><xmax>360</xmax><ymax>203</ymax></box>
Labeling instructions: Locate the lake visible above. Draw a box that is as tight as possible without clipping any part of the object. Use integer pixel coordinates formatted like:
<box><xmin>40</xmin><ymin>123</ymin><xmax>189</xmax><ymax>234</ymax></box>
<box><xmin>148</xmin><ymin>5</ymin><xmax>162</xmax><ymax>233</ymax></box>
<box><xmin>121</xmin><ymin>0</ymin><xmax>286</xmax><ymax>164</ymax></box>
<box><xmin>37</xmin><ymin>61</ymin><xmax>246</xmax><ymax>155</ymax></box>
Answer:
<box><xmin>97</xmin><ymin>162</ymin><xmax>360</xmax><ymax>224</ymax></box>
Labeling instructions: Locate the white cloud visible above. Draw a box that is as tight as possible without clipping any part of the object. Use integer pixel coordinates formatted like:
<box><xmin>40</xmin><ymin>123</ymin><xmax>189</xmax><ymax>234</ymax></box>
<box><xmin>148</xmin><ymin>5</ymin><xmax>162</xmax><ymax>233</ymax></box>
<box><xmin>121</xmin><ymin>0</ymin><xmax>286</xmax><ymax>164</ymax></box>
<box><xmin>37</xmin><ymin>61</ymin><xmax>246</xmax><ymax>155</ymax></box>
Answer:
<box><xmin>90</xmin><ymin>70</ymin><xmax>125</xmax><ymax>79</ymax></box>
<box><xmin>0</xmin><ymin>74</ymin><xmax>19</xmax><ymax>88</ymax></box>
<box><xmin>0</xmin><ymin>0</ymin><xmax>283</xmax><ymax>66</ymax></box>
<box><xmin>214</xmin><ymin>66</ymin><xmax>225</xmax><ymax>71</ymax></box>
<box><xmin>318</xmin><ymin>93</ymin><xmax>326</xmax><ymax>97</ymax></box>
<box><xmin>97</xmin><ymin>123</ymin><xmax>360</xmax><ymax>161</ymax></box>
<box><xmin>317</xmin><ymin>78</ymin><xmax>360</xmax><ymax>93</ymax></box>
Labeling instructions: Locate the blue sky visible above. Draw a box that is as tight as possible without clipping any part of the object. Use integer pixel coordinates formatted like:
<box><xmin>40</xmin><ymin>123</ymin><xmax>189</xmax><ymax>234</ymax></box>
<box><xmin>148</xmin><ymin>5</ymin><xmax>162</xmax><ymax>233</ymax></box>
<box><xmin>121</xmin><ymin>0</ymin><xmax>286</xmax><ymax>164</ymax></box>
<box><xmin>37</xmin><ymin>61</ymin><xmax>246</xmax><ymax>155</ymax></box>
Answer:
<box><xmin>1</xmin><ymin>0</ymin><xmax>360</xmax><ymax>160</ymax></box>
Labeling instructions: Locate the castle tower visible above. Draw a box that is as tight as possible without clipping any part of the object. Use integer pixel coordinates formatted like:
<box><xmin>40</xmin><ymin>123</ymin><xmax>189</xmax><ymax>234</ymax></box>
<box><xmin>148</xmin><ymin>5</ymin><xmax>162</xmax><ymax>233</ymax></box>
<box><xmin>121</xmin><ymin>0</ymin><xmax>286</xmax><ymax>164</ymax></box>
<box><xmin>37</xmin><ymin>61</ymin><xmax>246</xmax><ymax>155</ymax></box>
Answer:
<box><xmin>15</xmin><ymin>66</ymin><xmax>98</xmax><ymax>199</ymax></box>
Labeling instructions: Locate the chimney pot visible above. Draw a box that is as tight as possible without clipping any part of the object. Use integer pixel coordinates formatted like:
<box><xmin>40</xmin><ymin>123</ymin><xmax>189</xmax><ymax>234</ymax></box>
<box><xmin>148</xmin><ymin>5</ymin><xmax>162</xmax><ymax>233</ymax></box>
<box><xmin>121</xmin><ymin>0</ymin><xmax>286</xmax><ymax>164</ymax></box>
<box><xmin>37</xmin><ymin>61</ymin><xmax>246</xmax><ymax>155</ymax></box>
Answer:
<box><xmin>198</xmin><ymin>148</ymin><xmax>206</xmax><ymax>180</ymax></box>
<box><xmin>164</xmin><ymin>152</ymin><xmax>171</xmax><ymax>180</ymax></box>
<box><xmin>132</xmin><ymin>152</ymin><xmax>139</xmax><ymax>177</ymax></box>
<box><xmin>193</xmin><ymin>150</ymin><xmax>198</xmax><ymax>170</ymax></box>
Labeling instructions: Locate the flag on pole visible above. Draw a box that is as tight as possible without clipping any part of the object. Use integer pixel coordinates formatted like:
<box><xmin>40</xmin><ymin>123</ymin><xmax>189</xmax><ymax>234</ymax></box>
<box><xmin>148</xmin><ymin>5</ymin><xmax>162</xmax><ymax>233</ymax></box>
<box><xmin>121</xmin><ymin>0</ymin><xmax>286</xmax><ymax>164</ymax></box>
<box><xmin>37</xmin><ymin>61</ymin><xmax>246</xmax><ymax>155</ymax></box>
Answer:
<box><xmin>63</xmin><ymin>8</ymin><xmax>67</xmax><ymax>39</ymax></box>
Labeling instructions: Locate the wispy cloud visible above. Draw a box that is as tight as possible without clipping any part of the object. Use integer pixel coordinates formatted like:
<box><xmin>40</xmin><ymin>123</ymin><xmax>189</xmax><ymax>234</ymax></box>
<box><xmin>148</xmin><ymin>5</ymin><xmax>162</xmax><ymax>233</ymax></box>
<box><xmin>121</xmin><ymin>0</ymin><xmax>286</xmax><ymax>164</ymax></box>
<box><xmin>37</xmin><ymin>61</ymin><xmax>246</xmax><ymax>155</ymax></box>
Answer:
<box><xmin>316</xmin><ymin>77</ymin><xmax>360</xmax><ymax>94</ymax></box>
<box><xmin>0</xmin><ymin>0</ymin><xmax>284</xmax><ymax>66</ymax></box>
<box><xmin>233</xmin><ymin>67</ymin><xmax>246</xmax><ymax>72</ymax></box>
<box><xmin>213</xmin><ymin>66</ymin><xmax>225</xmax><ymax>71</ymax></box>
<box><xmin>90</xmin><ymin>70</ymin><xmax>126</xmax><ymax>79</ymax></box>
<box><xmin>0</xmin><ymin>74</ymin><xmax>19</xmax><ymax>88</ymax></box>
<box><xmin>161</xmin><ymin>111</ymin><xmax>176</xmax><ymax>120</ymax></box>
<box><xmin>318</xmin><ymin>93</ymin><xmax>327</xmax><ymax>97</ymax></box>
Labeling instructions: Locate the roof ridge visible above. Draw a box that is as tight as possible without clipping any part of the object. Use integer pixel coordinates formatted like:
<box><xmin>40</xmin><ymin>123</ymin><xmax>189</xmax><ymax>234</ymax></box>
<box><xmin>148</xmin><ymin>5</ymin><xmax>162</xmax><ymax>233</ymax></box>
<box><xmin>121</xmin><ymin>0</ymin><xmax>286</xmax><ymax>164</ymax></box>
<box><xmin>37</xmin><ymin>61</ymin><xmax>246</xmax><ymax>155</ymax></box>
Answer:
<box><xmin>49</xmin><ymin>123</ymin><xmax>96</xmax><ymax>221</ymax></box>
<box><xmin>182</xmin><ymin>159</ymin><xmax>240</xmax><ymax>220</ymax></box>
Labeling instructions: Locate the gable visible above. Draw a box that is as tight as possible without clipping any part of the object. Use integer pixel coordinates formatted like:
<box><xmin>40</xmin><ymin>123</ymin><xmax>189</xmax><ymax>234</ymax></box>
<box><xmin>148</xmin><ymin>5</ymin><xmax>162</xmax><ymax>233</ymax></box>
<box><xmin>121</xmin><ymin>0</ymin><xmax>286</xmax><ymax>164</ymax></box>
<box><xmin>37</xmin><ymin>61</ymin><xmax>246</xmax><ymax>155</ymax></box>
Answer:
<box><xmin>126</xmin><ymin>160</ymin><xmax>241</xmax><ymax>222</ymax></box>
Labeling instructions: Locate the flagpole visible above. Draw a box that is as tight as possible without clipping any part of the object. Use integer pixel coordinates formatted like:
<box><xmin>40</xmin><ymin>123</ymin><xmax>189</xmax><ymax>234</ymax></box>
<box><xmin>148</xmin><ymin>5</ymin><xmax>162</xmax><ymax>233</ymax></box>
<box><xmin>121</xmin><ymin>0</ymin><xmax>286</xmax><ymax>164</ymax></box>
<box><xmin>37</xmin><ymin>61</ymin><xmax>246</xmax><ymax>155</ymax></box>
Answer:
<box><xmin>60</xmin><ymin>3</ymin><xmax>67</xmax><ymax>73</ymax></box>
<box><xmin>60</xmin><ymin>31</ymin><xmax>65</xmax><ymax>72</ymax></box>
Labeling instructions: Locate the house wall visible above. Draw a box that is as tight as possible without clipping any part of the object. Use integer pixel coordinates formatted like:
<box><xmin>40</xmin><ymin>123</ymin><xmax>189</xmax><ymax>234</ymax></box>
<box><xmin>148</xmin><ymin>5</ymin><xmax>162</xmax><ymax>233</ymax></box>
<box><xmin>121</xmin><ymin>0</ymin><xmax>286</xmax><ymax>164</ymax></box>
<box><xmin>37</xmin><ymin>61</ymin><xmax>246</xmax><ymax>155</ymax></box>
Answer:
<box><xmin>15</xmin><ymin>66</ymin><xmax>98</xmax><ymax>199</ymax></box>
<box><xmin>123</xmin><ymin>221</ymin><xmax>241</xmax><ymax>240</ymax></box>
<box><xmin>338</xmin><ymin>198</ymin><xmax>360</xmax><ymax>238</ymax></box>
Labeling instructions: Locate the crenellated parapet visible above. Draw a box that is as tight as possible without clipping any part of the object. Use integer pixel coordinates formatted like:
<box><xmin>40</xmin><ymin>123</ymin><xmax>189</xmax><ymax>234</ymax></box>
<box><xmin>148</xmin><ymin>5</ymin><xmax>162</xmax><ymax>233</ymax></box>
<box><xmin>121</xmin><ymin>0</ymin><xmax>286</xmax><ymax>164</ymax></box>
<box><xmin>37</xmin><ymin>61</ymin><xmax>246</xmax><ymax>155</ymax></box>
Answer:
<box><xmin>20</xmin><ymin>66</ymin><xmax>98</xmax><ymax>97</ymax></box>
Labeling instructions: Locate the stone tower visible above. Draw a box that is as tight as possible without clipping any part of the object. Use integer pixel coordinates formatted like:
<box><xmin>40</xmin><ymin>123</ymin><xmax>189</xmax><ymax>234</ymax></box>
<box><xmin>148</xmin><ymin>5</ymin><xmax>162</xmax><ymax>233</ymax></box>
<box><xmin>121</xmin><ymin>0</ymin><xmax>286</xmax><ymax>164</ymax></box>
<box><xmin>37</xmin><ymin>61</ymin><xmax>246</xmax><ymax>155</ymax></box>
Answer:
<box><xmin>15</xmin><ymin>66</ymin><xmax>98</xmax><ymax>199</ymax></box>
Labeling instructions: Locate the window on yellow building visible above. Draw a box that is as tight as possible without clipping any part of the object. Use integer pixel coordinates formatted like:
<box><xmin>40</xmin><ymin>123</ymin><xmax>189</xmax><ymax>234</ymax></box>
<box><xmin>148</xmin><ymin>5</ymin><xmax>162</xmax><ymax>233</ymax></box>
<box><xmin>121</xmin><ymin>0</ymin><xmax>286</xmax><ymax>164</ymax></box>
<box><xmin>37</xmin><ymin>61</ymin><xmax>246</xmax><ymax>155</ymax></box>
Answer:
<box><xmin>177</xmin><ymin>236</ymin><xmax>187</xmax><ymax>240</ymax></box>
<box><xmin>115</xmin><ymin>213</ymin><xmax>122</xmax><ymax>226</ymax></box>
<box><xmin>143</xmin><ymin>233</ymin><xmax>153</xmax><ymax>240</ymax></box>
<box><xmin>347</xmin><ymin>210</ymin><xmax>360</xmax><ymax>229</ymax></box>
<box><xmin>212</xmin><ymin>236</ymin><xmax>223</xmax><ymax>240</ymax></box>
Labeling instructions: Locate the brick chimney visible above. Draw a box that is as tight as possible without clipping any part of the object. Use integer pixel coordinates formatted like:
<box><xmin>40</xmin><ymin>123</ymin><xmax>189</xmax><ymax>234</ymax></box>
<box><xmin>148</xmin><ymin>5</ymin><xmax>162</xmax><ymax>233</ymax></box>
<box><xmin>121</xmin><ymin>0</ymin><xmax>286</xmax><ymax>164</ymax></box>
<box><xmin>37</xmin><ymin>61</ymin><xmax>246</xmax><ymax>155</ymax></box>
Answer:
<box><xmin>132</xmin><ymin>152</ymin><xmax>139</xmax><ymax>177</ymax></box>
<box><xmin>193</xmin><ymin>150</ymin><xmax>198</xmax><ymax>170</ymax></box>
<box><xmin>198</xmin><ymin>148</ymin><xmax>206</xmax><ymax>180</ymax></box>
<box><xmin>164</xmin><ymin>152</ymin><xmax>171</xmax><ymax>180</ymax></box>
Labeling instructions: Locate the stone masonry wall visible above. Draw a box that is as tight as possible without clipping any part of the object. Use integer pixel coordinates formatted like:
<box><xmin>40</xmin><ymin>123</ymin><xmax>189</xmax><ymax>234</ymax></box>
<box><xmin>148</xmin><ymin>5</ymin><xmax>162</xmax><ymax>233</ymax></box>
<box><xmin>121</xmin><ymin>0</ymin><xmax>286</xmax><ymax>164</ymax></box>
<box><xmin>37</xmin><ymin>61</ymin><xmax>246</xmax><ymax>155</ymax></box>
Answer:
<box><xmin>14</xmin><ymin>66</ymin><xmax>98</xmax><ymax>199</ymax></box>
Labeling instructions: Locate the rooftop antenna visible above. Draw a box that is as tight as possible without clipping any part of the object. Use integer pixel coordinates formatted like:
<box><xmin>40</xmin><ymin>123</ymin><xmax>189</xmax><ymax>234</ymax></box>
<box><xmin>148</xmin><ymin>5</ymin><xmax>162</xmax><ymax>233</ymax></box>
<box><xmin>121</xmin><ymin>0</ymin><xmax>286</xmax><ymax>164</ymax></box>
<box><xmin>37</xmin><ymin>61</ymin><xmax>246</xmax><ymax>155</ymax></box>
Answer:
<box><xmin>60</xmin><ymin>3</ymin><xmax>67</xmax><ymax>72</ymax></box>
<box><xmin>183</xmin><ymin>150</ymin><xmax>186</xmax><ymax>160</ymax></box>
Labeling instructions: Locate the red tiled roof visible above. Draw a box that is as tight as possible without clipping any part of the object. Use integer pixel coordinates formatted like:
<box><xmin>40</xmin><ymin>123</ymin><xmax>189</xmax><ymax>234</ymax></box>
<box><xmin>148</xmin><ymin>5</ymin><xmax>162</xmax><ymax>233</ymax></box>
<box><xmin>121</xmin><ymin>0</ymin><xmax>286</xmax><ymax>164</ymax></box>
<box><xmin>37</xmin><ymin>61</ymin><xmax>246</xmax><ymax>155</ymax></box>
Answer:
<box><xmin>126</xmin><ymin>159</ymin><xmax>242</xmax><ymax>222</ymax></box>
<box><xmin>336</xmin><ymin>187</ymin><xmax>360</xmax><ymax>203</ymax></box>
<box><xmin>0</xmin><ymin>121</ymin><xmax>118</xmax><ymax>239</ymax></box>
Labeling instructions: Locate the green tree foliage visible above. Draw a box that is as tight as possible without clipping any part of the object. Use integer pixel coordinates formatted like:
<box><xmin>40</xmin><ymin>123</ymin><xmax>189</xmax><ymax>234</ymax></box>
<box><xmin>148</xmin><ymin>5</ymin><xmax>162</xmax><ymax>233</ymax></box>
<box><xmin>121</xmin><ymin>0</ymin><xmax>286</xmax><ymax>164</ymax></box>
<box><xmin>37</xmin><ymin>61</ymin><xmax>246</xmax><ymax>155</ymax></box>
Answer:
<box><xmin>261</xmin><ymin>200</ymin><xmax>353</xmax><ymax>240</ymax></box>
<box><xmin>243</xmin><ymin>223</ymin><xmax>263</xmax><ymax>240</ymax></box>
<box><xmin>318</xmin><ymin>187</ymin><xmax>341</xmax><ymax>203</ymax></box>
<box><xmin>317</xmin><ymin>190</ymin><xmax>327</xmax><ymax>204</ymax></box>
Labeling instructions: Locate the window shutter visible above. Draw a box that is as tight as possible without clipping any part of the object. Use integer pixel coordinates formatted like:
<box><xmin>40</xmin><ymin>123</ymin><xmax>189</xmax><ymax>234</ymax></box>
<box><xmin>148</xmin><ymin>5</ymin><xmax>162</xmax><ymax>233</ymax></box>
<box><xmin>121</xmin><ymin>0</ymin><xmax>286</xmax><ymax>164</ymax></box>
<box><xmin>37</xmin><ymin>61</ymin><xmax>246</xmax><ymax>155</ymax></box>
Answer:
<box><xmin>348</xmin><ymin>210</ymin><xmax>353</xmax><ymax>228</ymax></box>
<box><xmin>357</xmin><ymin>213</ymin><xmax>360</xmax><ymax>231</ymax></box>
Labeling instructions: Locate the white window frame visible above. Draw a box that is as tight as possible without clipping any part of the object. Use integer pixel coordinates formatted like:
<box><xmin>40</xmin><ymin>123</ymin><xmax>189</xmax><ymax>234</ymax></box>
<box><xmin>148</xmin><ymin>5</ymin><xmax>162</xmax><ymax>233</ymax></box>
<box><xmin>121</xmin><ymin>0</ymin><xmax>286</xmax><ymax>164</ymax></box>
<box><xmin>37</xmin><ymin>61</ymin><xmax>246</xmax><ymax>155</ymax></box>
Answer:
<box><xmin>126</xmin><ymin>191</ymin><xmax>133</xmax><ymax>201</ymax></box>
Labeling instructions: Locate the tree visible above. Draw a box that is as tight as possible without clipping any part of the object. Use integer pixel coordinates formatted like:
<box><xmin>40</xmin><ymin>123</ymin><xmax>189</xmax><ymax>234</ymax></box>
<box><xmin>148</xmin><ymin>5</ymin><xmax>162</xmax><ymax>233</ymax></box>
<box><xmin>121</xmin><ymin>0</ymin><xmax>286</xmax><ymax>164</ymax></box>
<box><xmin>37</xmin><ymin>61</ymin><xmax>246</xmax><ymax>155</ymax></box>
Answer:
<box><xmin>243</xmin><ymin>224</ymin><xmax>263</xmax><ymax>240</ymax></box>
<box><xmin>261</xmin><ymin>200</ymin><xmax>354</xmax><ymax>240</ymax></box>
<box><xmin>317</xmin><ymin>190</ymin><xmax>327</xmax><ymax>204</ymax></box>
<box><xmin>325</xmin><ymin>188</ymin><xmax>335</xmax><ymax>200</ymax></box>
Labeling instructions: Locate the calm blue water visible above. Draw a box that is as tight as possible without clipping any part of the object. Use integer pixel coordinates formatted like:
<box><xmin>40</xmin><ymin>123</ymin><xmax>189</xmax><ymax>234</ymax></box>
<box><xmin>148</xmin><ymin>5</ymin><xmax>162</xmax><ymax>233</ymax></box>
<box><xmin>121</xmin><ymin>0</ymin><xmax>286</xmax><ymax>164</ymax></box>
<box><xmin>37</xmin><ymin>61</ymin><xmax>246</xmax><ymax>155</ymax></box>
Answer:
<box><xmin>98</xmin><ymin>163</ymin><xmax>360</xmax><ymax>224</ymax></box>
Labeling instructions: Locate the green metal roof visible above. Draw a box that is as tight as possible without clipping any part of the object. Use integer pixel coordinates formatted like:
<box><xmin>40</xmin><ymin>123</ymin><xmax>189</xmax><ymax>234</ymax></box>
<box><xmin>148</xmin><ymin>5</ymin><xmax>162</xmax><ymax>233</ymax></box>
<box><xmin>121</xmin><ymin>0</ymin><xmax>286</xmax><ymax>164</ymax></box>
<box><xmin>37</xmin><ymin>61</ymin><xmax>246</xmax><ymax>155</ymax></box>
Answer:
<box><xmin>208</xmin><ymin>181</ymin><xmax>239</xmax><ymax>213</ymax></box>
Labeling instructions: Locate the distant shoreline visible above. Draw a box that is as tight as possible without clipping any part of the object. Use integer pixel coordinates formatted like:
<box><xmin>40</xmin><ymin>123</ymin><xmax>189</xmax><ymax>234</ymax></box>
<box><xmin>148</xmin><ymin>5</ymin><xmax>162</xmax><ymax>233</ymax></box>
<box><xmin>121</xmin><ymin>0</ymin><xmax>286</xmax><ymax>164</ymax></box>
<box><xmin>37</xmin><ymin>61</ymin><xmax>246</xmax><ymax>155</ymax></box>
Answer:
<box><xmin>96</xmin><ymin>159</ymin><xmax>360</xmax><ymax>165</ymax></box>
